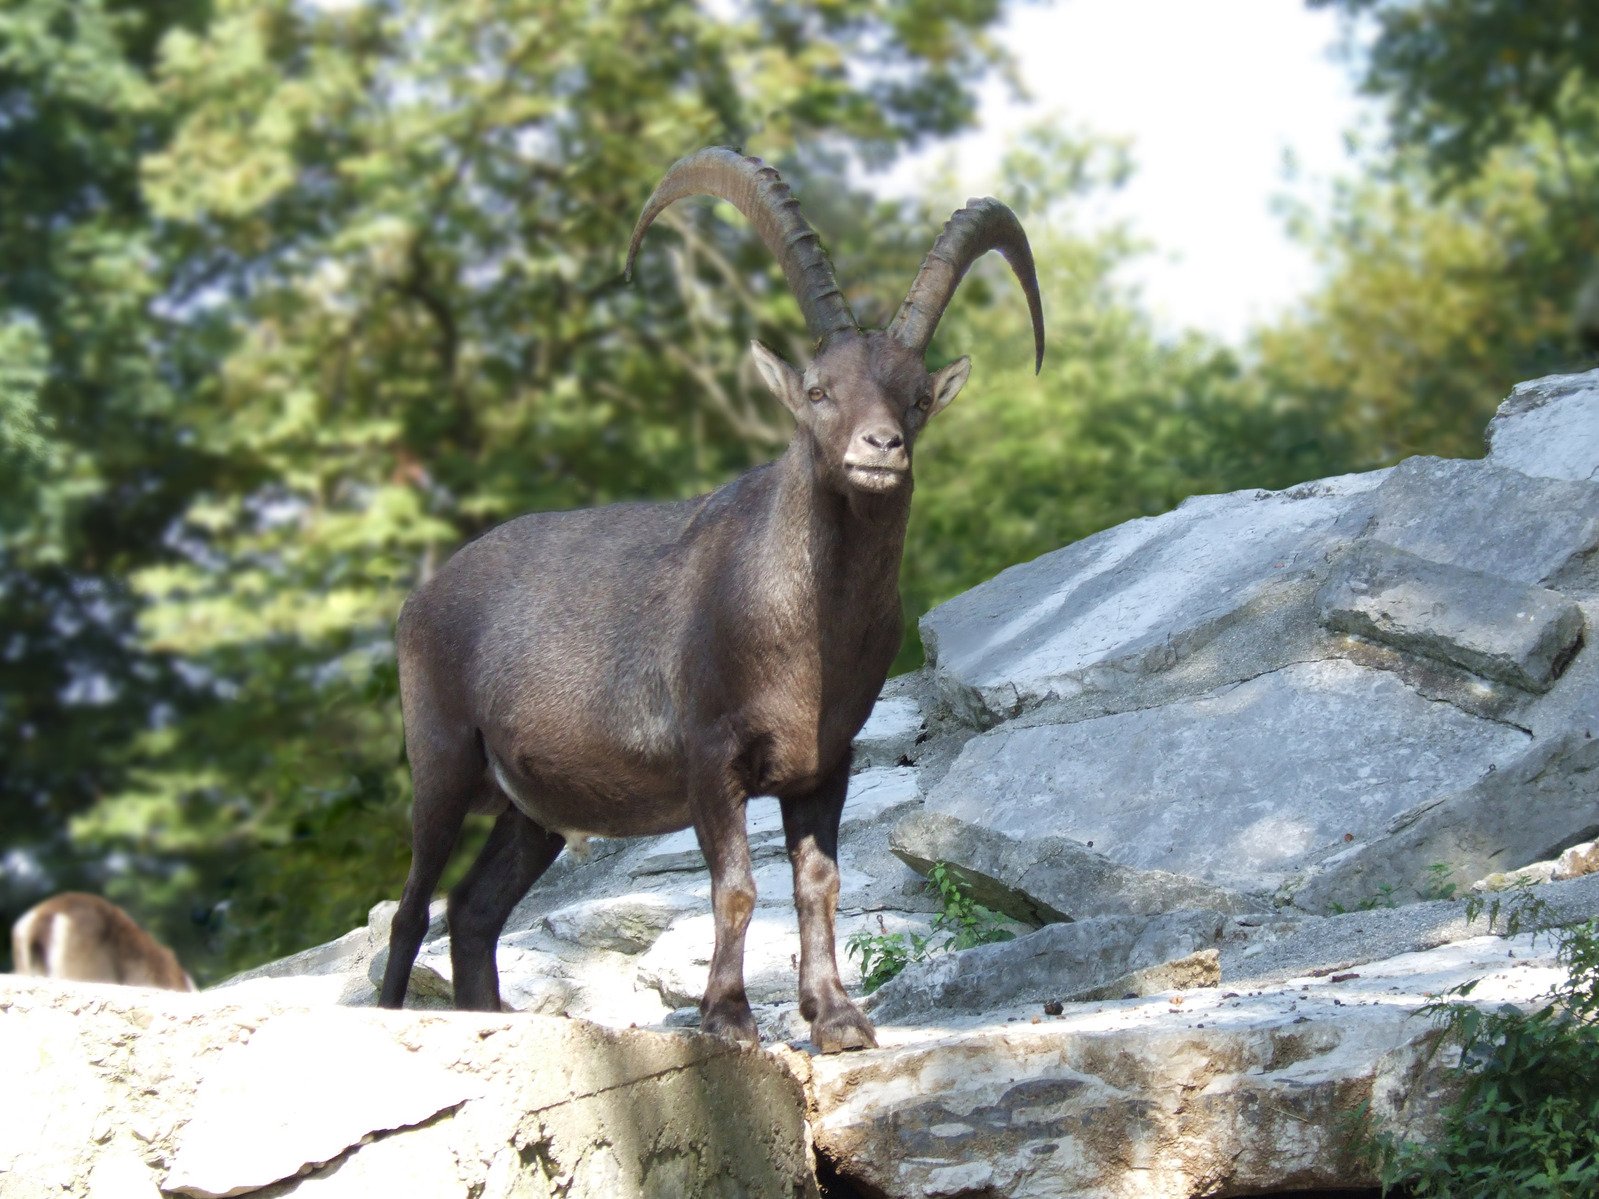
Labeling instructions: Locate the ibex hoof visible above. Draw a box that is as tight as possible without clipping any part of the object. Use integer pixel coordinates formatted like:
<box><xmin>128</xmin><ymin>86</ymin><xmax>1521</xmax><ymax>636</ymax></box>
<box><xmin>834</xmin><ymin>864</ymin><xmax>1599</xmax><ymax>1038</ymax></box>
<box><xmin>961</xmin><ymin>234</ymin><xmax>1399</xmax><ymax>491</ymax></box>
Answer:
<box><xmin>812</xmin><ymin>1005</ymin><xmax>878</xmax><ymax>1054</ymax></box>
<box><xmin>701</xmin><ymin>1000</ymin><xmax>760</xmax><ymax>1046</ymax></box>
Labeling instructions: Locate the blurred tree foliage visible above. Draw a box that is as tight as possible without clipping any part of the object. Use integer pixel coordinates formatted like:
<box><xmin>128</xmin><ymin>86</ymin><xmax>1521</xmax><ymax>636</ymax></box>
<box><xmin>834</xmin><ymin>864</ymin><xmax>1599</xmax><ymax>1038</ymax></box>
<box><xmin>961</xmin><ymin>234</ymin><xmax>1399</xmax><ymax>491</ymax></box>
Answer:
<box><xmin>1</xmin><ymin>0</ymin><xmax>1028</xmax><ymax>977</ymax></box>
<box><xmin>0</xmin><ymin>0</ymin><xmax>220</xmax><ymax>958</ymax></box>
<box><xmin>1264</xmin><ymin>0</ymin><xmax>1599</xmax><ymax>464</ymax></box>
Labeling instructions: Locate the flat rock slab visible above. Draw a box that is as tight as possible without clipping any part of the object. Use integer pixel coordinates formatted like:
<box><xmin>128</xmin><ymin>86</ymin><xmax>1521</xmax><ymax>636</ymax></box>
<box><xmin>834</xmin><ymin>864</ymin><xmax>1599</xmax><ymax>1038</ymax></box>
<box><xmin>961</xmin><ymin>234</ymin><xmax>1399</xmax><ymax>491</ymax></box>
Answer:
<box><xmin>891</xmin><ymin>811</ymin><xmax>1267</xmax><ymax>925</ymax></box>
<box><xmin>920</xmin><ymin>470</ymin><xmax>1384</xmax><ymax>729</ymax></box>
<box><xmin>0</xmin><ymin>978</ymin><xmax>817</xmax><ymax>1199</ymax></box>
<box><xmin>1367</xmin><ymin>455</ymin><xmax>1599</xmax><ymax>588</ymax></box>
<box><xmin>865</xmin><ymin>910</ymin><xmax>1226</xmax><ymax>1023</ymax></box>
<box><xmin>1319</xmin><ymin>541</ymin><xmax>1585</xmax><ymax>691</ymax></box>
<box><xmin>806</xmin><ymin>934</ymin><xmax>1563</xmax><ymax>1199</ymax></box>
<box><xmin>1224</xmin><ymin>871</ymin><xmax>1599</xmax><ymax>991</ymax></box>
<box><xmin>922</xmin><ymin>657</ymin><xmax>1529</xmax><ymax>897</ymax></box>
<box><xmin>167</xmin><ymin>1014</ymin><xmax>479</xmax><ymax>1197</ymax></box>
<box><xmin>1486</xmin><ymin>370</ymin><xmax>1599</xmax><ymax>484</ymax></box>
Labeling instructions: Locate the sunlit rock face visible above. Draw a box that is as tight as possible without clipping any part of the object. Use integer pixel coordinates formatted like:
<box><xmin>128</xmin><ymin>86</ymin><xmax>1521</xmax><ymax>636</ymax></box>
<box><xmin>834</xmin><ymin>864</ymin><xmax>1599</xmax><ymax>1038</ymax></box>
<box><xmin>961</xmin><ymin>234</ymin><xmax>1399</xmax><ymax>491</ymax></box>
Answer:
<box><xmin>0</xmin><ymin>975</ymin><xmax>819</xmax><ymax>1199</ymax></box>
<box><xmin>918</xmin><ymin>369</ymin><xmax>1598</xmax><ymax>912</ymax></box>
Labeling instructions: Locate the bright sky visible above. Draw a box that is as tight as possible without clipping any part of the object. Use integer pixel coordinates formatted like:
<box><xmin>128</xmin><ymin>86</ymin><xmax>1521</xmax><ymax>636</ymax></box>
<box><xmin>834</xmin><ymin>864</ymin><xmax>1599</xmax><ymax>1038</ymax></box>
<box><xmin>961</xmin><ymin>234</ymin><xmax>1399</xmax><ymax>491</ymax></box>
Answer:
<box><xmin>876</xmin><ymin>0</ymin><xmax>1373</xmax><ymax>344</ymax></box>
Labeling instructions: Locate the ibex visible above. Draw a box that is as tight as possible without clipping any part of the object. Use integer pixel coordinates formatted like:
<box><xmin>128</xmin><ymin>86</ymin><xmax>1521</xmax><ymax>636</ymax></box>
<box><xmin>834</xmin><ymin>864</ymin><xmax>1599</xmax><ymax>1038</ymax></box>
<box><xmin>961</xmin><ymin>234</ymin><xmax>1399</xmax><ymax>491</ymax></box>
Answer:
<box><xmin>11</xmin><ymin>892</ymin><xmax>195</xmax><ymax>991</ymax></box>
<box><xmin>380</xmin><ymin>147</ymin><xmax>1044</xmax><ymax>1050</ymax></box>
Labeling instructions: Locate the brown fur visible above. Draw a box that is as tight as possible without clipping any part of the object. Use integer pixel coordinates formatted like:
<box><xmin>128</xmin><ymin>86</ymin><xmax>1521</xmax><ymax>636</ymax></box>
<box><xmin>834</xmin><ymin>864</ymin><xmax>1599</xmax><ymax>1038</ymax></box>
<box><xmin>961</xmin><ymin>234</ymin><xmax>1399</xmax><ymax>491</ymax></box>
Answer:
<box><xmin>12</xmin><ymin>893</ymin><xmax>194</xmax><ymax>991</ymax></box>
<box><xmin>379</xmin><ymin>153</ymin><xmax>1042</xmax><ymax>1053</ymax></box>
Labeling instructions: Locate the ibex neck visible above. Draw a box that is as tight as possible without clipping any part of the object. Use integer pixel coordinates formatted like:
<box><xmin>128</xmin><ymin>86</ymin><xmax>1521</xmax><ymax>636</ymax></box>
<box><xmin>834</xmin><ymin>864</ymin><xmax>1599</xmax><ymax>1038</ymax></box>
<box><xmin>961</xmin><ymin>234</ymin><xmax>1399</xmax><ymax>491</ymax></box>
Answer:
<box><xmin>769</xmin><ymin>439</ymin><xmax>911</xmax><ymax>603</ymax></box>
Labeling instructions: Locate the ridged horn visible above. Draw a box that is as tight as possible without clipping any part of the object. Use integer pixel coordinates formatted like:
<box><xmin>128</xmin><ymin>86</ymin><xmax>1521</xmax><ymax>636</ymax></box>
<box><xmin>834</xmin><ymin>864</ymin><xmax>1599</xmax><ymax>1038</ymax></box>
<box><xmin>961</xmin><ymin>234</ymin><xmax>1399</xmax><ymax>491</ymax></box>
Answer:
<box><xmin>625</xmin><ymin>147</ymin><xmax>857</xmax><ymax>344</ymax></box>
<box><xmin>888</xmin><ymin>198</ymin><xmax>1046</xmax><ymax>373</ymax></box>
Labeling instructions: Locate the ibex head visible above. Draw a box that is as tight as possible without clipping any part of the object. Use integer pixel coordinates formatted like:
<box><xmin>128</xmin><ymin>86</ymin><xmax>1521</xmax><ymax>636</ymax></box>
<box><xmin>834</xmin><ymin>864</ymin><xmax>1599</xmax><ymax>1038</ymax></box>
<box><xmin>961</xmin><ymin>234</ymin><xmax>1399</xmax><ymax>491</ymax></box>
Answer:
<box><xmin>626</xmin><ymin>148</ymin><xmax>1045</xmax><ymax>497</ymax></box>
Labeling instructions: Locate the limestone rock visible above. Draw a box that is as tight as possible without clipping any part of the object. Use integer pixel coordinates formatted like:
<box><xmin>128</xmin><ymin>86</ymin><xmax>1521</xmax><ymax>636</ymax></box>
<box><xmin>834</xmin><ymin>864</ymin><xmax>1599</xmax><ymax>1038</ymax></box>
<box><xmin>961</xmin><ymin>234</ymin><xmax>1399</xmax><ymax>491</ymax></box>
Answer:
<box><xmin>919</xmin><ymin>468</ymin><xmax>1383</xmax><ymax>729</ymax></box>
<box><xmin>542</xmin><ymin>891</ymin><xmax>696</xmax><ymax>953</ymax></box>
<box><xmin>1486</xmin><ymin>370</ymin><xmax>1599</xmax><ymax>483</ymax></box>
<box><xmin>1063</xmin><ymin>946</ymin><xmax>1220</xmax><ymax>1003</ymax></box>
<box><xmin>921</xmin><ymin>657</ymin><xmax>1529</xmax><ymax>897</ymax></box>
<box><xmin>810</xmin><ymin>934</ymin><xmax>1565</xmax><ymax>1199</ymax></box>
<box><xmin>865</xmin><ymin>910</ymin><xmax>1225</xmax><ymax>1023</ymax></box>
<box><xmin>0</xmin><ymin>976</ymin><xmax>818</xmax><ymax>1199</ymax></box>
<box><xmin>1365</xmin><ymin>455</ymin><xmax>1599</xmax><ymax>588</ymax></box>
<box><xmin>166</xmin><ymin>1014</ymin><xmax>479</xmax><ymax>1197</ymax></box>
<box><xmin>1555</xmin><ymin>839</ymin><xmax>1599</xmax><ymax>879</ymax></box>
<box><xmin>890</xmin><ymin>811</ymin><xmax>1267</xmax><ymax>924</ymax></box>
<box><xmin>852</xmin><ymin>694</ymin><xmax>925</xmax><ymax>768</ymax></box>
<box><xmin>1318</xmin><ymin>541</ymin><xmax>1584</xmax><ymax>691</ymax></box>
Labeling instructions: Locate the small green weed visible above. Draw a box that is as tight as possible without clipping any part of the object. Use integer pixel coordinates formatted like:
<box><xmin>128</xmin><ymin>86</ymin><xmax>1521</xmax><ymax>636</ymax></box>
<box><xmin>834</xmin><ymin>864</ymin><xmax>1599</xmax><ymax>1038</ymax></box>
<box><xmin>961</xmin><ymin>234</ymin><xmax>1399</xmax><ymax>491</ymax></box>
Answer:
<box><xmin>1355</xmin><ymin>889</ymin><xmax>1599</xmax><ymax>1198</ymax></box>
<box><xmin>845</xmin><ymin>861</ymin><xmax>1017</xmax><ymax>993</ymax></box>
<box><xmin>1330</xmin><ymin>882</ymin><xmax>1401</xmax><ymax>915</ymax></box>
<box><xmin>1419</xmin><ymin>862</ymin><xmax>1459</xmax><ymax>902</ymax></box>
<box><xmin>1330</xmin><ymin>865</ymin><xmax>1457</xmax><ymax>916</ymax></box>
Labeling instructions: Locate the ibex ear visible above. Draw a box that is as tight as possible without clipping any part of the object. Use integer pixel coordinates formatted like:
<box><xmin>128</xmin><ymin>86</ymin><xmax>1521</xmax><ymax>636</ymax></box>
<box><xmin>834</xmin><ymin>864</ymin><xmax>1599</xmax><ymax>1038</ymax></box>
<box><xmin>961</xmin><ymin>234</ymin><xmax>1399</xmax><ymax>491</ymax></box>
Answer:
<box><xmin>927</xmin><ymin>356</ymin><xmax>971</xmax><ymax>419</ymax></box>
<box><xmin>750</xmin><ymin>341</ymin><xmax>806</xmax><ymax>418</ymax></box>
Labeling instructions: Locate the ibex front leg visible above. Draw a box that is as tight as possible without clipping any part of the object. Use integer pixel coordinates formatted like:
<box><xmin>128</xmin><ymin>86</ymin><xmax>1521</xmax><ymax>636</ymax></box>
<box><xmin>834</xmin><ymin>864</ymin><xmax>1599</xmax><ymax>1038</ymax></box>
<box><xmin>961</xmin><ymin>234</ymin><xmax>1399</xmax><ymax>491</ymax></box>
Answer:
<box><xmin>781</xmin><ymin>759</ymin><xmax>878</xmax><ymax>1052</ymax></box>
<box><xmin>691</xmin><ymin>747</ymin><xmax>760</xmax><ymax>1045</ymax></box>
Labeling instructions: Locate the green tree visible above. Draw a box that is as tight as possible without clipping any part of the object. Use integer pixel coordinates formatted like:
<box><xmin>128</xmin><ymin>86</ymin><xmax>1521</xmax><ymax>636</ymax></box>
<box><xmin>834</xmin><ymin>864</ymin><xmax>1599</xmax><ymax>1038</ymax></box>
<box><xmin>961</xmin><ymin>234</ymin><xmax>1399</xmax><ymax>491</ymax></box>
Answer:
<box><xmin>0</xmin><ymin>0</ymin><xmax>216</xmax><ymax>962</ymax></box>
<box><xmin>1252</xmin><ymin>0</ymin><xmax>1599</xmax><ymax>474</ymax></box>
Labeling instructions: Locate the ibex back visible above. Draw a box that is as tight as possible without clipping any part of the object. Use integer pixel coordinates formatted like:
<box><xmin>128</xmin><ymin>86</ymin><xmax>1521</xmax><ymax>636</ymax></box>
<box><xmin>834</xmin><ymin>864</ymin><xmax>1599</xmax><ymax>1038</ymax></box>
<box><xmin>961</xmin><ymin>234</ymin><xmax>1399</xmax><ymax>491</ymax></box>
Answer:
<box><xmin>380</xmin><ymin>147</ymin><xmax>1044</xmax><ymax>1051</ymax></box>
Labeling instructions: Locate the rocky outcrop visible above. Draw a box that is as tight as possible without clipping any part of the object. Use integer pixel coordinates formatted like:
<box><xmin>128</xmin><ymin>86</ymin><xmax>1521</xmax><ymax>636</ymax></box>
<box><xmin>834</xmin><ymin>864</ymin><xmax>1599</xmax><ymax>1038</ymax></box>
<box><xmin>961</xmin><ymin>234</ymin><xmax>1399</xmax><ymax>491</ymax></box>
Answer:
<box><xmin>0</xmin><ymin>976</ymin><xmax>817</xmax><ymax>1199</ymax></box>
<box><xmin>917</xmin><ymin>370</ymin><xmax>1598</xmax><ymax>913</ymax></box>
<box><xmin>806</xmin><ymin>930</ymin><xmax>1561</xmax><ymax>1199</ymax></box>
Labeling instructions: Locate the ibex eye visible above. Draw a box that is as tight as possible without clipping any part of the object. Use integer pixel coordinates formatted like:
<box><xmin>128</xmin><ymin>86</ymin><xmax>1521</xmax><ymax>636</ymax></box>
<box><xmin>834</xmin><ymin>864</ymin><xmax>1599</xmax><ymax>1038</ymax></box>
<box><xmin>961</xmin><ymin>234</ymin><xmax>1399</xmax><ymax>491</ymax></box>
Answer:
<box><xmin>915</xmin><ymin>393</ymin><xmax>932</xmax><ymax>412</ymax></box>
<box><xmin>807</xmin><ymin>387</ymin><xmax>827</xmax><ymax>404</ymax></box>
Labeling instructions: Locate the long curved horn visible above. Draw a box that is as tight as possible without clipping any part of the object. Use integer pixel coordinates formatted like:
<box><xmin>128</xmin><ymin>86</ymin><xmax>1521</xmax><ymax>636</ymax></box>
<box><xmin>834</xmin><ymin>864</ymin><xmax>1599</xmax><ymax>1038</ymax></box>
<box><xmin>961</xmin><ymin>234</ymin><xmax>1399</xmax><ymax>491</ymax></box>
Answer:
<box><xmin>625</xmin><ymin>147</ymin><xmax>857</xmax><ymax>345</ymax></box>
<box><xmin>888</xmin><ymin>198</ymin><xmax>1046</xmax><ymax>374</ymax></box>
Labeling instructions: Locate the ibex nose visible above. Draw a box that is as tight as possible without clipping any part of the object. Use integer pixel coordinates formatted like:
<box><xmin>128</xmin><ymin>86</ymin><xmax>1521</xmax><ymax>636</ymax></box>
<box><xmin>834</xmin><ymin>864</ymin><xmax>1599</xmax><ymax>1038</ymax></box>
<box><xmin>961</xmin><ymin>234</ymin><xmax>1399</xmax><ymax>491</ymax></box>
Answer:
<box><xmin>862</xmin><ymin>429</ymin><xmax>904</xmax><ymax>451</ymax></box>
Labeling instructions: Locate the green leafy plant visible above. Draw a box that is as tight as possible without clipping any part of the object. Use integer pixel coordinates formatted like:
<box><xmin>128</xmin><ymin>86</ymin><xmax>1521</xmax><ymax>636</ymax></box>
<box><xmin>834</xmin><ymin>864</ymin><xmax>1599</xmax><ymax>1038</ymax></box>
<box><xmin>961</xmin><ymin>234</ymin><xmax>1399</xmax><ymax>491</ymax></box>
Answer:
<box><xmin>1357</xmin><ymin>890</ymin><xmax>1599</xmax><ymax>1198</ymax></box>
<box><xmin>1420</xmin><ymin>862</ymin><xmax>1459</xmax><ymax>903</ymax></box>
<box><xmin>846</xmin><ymin>862</ymin><xmax>1017</xmax><ymax>993</ymax></box>
<box><xmin>1330</xmin><ymin>882</ymin><xmax>1402</xmax><ymax>915</ymax></box>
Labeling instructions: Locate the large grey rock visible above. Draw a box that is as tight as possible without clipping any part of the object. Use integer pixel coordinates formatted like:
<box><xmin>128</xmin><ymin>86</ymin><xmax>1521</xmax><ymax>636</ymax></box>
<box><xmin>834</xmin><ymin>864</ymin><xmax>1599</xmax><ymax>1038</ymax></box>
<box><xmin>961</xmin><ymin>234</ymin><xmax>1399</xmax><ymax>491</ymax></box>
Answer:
<box><xmin>920</xmin><ymin>470</ymin><xmax>1385</xmax><ymax>729</ymax></box>
<box><xmin>0</xmin><ymin>976</ymin><xmax>818</xmax><ymax>1199</ymax></box>
<box><xmin>1222</xmin><ymin>871</ymin><xmax>1599</xmax><ymax>991</ymax></box>
<box><xmin>1290</xmin><ymin>717</ymin><xmax>1599</xmax><ymax>913</ymax></box>
<box><xmin>542</xmin><ymin>891</ymin><xmax>697</xmax><ymax>953</ymax></box>
<box><xmin>1319</xmin><ymin>541</ymin><xmax>1584</xmax><ymax>691</ymax></box>
<box><xmin>807</xmin><ymin>933</ymin><xmax>1564</xmax><ymax>1199</ymax></box>
<box><xmin>921</xmin><ymin>657</ymin><xmax>1530</xmax><ymax>897</ymax></box>
<box><xmin>865</xmin><ymin>910</ymin><xmax>1225</xmax><ymax>1023</ymax></box>
<box><xmin>1366</xmin><ymin>455</ymin><xmax>1599</xmax><ymax>588</ymax></box>
<box><xmin>890</xmin><ymin>811</ymin><xmax>1266</xmax><ymax>924</ymax></box>
<box><xmin>1486</xmin><ymin>369</ymin><xmax>1599</xmax><ymax>483</ymax></box>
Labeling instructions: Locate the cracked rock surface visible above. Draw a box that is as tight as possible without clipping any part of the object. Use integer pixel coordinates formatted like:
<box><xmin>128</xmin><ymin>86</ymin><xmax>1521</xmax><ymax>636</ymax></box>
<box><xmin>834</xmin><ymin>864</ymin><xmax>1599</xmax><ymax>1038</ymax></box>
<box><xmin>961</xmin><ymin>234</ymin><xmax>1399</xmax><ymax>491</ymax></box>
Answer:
<box><xmin>0</xmin><ymin>976</ymin><xmax>817</xmax><ymax>1199</ymax></box>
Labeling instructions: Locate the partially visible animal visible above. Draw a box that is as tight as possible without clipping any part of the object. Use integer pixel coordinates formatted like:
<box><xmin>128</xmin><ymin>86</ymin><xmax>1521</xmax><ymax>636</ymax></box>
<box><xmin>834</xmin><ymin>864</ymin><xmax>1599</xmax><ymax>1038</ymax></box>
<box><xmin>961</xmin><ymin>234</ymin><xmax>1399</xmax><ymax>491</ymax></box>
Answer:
<box><xmin>11</xmin><ymin>892</ymin><xmax>195</xmax><ymax>991</ymax></box>
<box><xmin>380</xmin><ymin>147</ymin><xmax>1044</xmax><ymax>1051</ymax></box>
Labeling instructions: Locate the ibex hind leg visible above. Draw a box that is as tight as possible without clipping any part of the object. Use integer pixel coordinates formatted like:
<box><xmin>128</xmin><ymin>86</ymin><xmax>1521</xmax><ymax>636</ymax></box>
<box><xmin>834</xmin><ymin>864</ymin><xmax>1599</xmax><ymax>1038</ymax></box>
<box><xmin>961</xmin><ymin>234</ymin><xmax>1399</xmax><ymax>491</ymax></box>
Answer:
<box><xmin>379</xmin><ymin>721</ymin><xmax>481</xmax><ymax>1009</ymax></box>
<box><xmin>447</xmin><ymin>807</ymin><xmax>564</xmax><ymax>1011</ymax></box>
